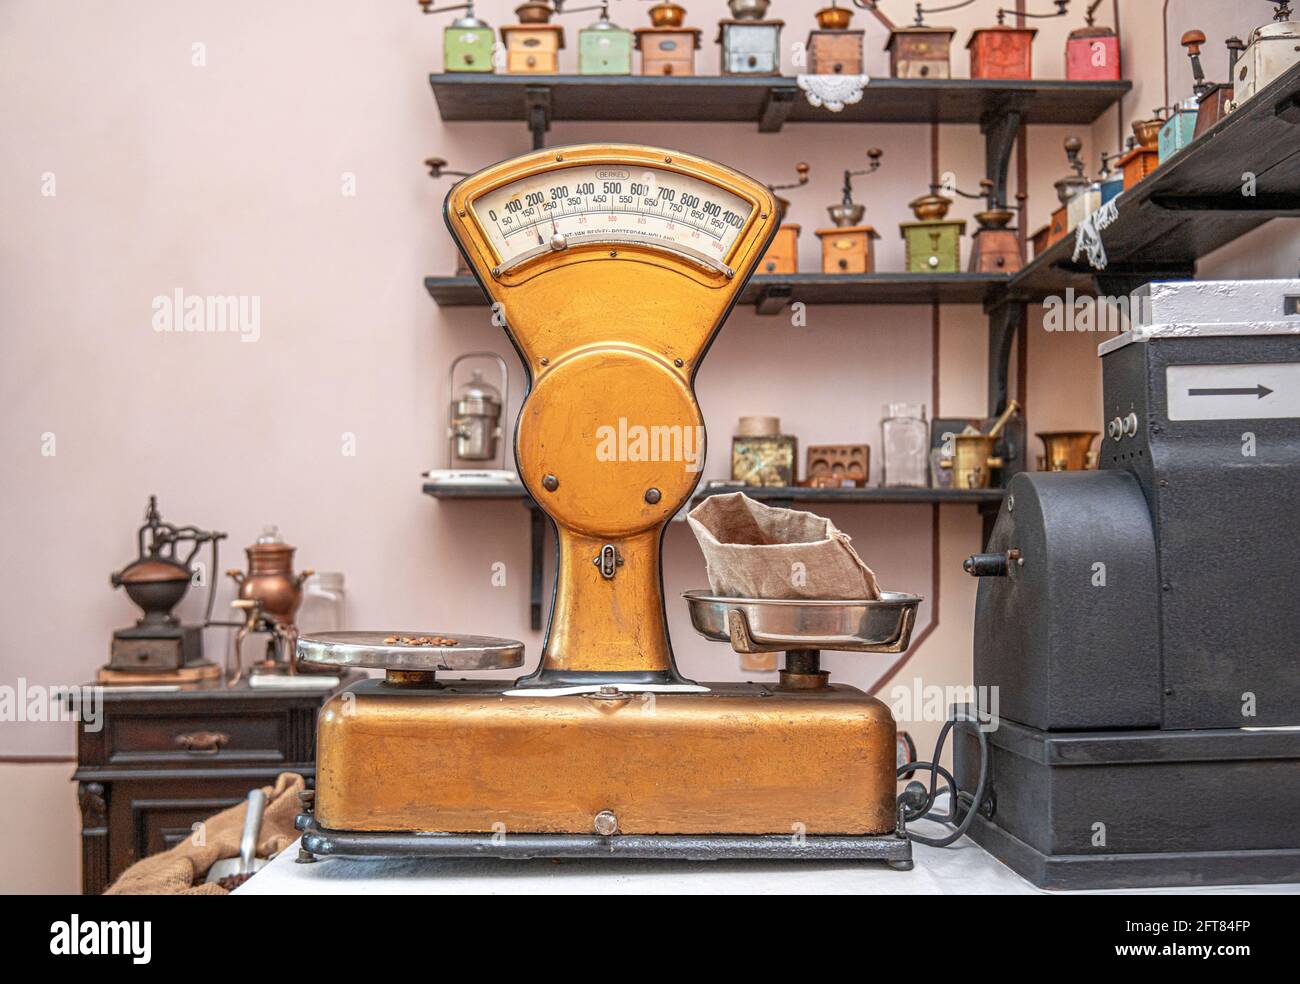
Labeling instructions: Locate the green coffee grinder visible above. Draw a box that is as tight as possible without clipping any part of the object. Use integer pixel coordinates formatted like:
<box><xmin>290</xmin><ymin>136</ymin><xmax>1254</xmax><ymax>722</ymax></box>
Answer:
<box><xmin>900</xmin><ymin>189</ymin><xmax>966</xmax><ymax>273</ymax></box>
<box><xmin>421</xmin><ymin>0</ymin><xmax>497</xmax><ymax>73</ymax></box>
<box><xmin>557</xmin><ymin>1</ymin><xmax>634</xmax><ymax>74</ymax></box>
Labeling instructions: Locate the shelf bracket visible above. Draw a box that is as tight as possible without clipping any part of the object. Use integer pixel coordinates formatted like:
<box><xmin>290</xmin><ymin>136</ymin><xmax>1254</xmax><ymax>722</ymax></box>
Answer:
<box><xmin>524</xmin><ymin>86</ymin><xmax>552</xmax><ymax>150</ymax></box>
<box><xmin>754</xmin><ymin>284</ymin><xmax>793</xmax><ymax>315</ymax></box>
<box><xmin>986</xmin><ymin>300</ymin><xmax>1024</xmax><ymax>417</ymax></box>
<box><xmin>980</xmin><ymin>108</ymin><xmax>1023</xmax><ymax>210</ymax></box>
<box><xmin>758</xmin><ymin>86</ymin><xmax>799</xmax><ymax>133</ymax></box>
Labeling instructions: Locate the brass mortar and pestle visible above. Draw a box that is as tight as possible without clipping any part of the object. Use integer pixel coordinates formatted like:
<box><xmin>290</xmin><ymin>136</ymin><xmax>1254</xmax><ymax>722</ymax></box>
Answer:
<box><xmin>940</xmin><ymin>400</ymin><xmax>1021</xmax><ymax>490</ymax></box>
<box><xmin>1036</xmin><ymin>430</ymin><xmax>1099</xmax><ymax>471</ymax></box>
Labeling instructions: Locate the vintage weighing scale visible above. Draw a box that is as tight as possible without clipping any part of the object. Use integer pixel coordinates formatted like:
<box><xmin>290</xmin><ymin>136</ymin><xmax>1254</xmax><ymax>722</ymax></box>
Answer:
<box><xmin>296</xmin><ymin>145</ymin><xmax>948</xmax><ymax>866</ymax></box>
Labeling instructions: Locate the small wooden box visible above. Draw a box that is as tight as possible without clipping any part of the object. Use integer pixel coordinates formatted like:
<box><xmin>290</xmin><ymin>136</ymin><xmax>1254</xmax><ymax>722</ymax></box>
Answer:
<box><xmin>967</xmin><ymin>26</ymin><xmax>1035</xmax><ymax>80</ymax></box>
<box><xmin>636</xmin><ymin>27</ymin><xmax>701</xmax><ymax>76</ymax></box>
<box><xmin>887</xmin><ymin>26</ymin><xmax>955</xmax><ymax>79</ymax></box>
<box><xmin>805</xmin><ymin>444</ymin><xmax>870</xmax><ymax>487</ymax></box>
<box><xmin>501</xmin><ymin>24</ymin><xmax>564</xmax><ymax>74</ymax></box>
<box><xmin>1116</xmin><ymin>146</ymin><xmax>1158</xmax><ymax>190</ymax></box>
<box><xmin>969</xmin><ymin>228</ymin><xmax>1022</xmax><ymax>273</ymax></box>
<box><xmin>718</xmin><ymin>20</ymin><xmax>783</xmax><ymax>75</ymax></box>
<box><xmin>1065</xmin><ymin>27</ymin><xmax>1121</xmax><ymax>81</ymax></box>
<box><xmin>817</xmin><ymin>226</ymin><xmax>880</xmax><ymax>274</ymax></box>
<box><xmin>807</xmin><ymin>29</ymin><xmax>864</xmax><ymax>75</ymax></box>
<box><xmin>901</xmin><ymin>220</ymin><xmax>965</xmax><ymax>273</ymax></box>
<box><xmin>760</xmin><ymin>225</ymin><xmax>800</xmax><ymax>275</ymax></box>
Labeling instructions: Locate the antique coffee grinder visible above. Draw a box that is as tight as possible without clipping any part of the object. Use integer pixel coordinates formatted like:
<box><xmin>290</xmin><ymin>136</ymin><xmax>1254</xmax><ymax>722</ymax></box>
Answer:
<box><xmin>555</xmin><ymin>0</ymin><xmax>634</xmax><ymax>74</ymax></box>
<box><xmin>966</xmin><ymin>3</ymin><xmax>1064</xmax><ymax>80</ymax></box>
<box><xmin>1117</xmin><ymin>116</ymin><xmax>1161</xmax><ymax>190</ymax></box>
<box><xmin>634</xmin><ymin>1</ymin><xmax>701</xmax><ymax>76</ymax></box>
<box><xmin>900</xmin><ymin>189</ymin><xmax>965</xmax><ymax>273</ymax></box>
<box><xmin>1065</xmin><ymin>0</ymin><xmax>1119</xmax><ymax>80</ymax></box>
<box><xmin>500</xmin><ymin>1</ymin><xmax>565</xmax><ymax>74</ymax></box>
<box><xmin>1228</xmin><ymin>1</ymin><xmax>1300</xmax><ymax>113</ymax></box>
<box><xmin>426</xmin><ymin>157</ymin><xmax>475</xmax><ymax>276</ymax></box>
<box><xmin>759</xmin><ymin>161</ymin><xmax>809</xmax><ymax>274</ymax></box>
<box><xmin>882</xmin><ymin>2</ymin><xmax>957</xmax><ymax>79</ymax></box>
<box><xmin>1046</xmin><ymin>136</ymin><xmax>1089</xmax><ymax>245</ymax></box>
<box><xmin>1181</xmin><ymin>30</ymin><xmax>1246</xmax><ymax>139</ymax></box>
<box><xmin>808</xmin><ymin>3</ymin><xmax>864</xmax><ymax>75</ymax></box>
<box><xmin>945</xmin><ymin>178</ymin><xmax>1023</xmax><ymax>274</ymax></box>
<box><xmin>226</xmin><ymin>526</ymin><xmax>314</xmax><ymax>683</ymax></box>
<box><xmin>106</xmin><ymin>496</ymin><xmax>225</xmax><ymax>682</ymax></box>
<box><xmin>816</xmin><ymin>148</ymin><xmax>883</xmax><ymax>274</ymax></box>
<box><xmin>420</xmin><ymin>0</ymin><xmax>497</xmax><ymax>72</ymax></box>
<box><xmin>425</xmin><ymin>352</ymin><xmax>518</xmax><ymax>487</ymax></box>
<box><xmin>717</xmin><ymin>0</ymin><xmax>783</xmax><ymax>76</ymax></box>
<box><xmin>295</xmin><ymin>144</ymin><xmax>950</xmax><ymax>868</ymax></box>
<box><xmin>958</xmin><ymin>279</ymin><xmax>1300</xmax><ymax>889</ymax></box>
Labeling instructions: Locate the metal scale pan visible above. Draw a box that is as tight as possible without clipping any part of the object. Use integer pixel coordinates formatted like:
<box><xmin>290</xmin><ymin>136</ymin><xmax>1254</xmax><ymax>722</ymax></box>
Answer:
<box><xmin>682</xmin><ymin>590</ymin><xmax>922</xmax><ymax>655</ymax></box>
<box><xmin>297</xmin><ymin>631</ymin><xmax>523</xmax><ymax>685</ymax></box>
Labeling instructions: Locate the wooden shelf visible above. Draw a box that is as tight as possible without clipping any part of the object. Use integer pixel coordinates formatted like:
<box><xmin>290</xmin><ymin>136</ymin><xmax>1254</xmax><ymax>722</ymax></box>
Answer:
<box><xmin>425</xmin><ymin>272</ymin><xmax>1009</xmax><ymax>312</ymax></box>
<box><xmin>430</xmin><ymin>74</ymin><xmax>1130</xmax><ymax>133</ymax></box>
<box><xmin>423</xmin><ymin>481</ymin><xmax>1003</xmax><ymax>508</ymax></box>
<box><xmin>1010</xmin><ymin>60</ymin><xmax>1300</xmax><ymax>300</ymax></box>
<box><xmin>691</xmin><ymin>485</ymin><xmax>1006</xmax><ymax>508</ymax></box>
<box><xmin>421</xmin><ymin>481</ymin><xmax>529</xmax><ymax>499</ymax></box>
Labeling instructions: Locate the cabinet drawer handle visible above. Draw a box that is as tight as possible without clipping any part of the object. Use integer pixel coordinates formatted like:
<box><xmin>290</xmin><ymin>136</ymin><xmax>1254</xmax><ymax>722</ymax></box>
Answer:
<box><xmin>175</xmin><ymin>731</ymin><xmax>229</xmax><ymax>753</ymax></box>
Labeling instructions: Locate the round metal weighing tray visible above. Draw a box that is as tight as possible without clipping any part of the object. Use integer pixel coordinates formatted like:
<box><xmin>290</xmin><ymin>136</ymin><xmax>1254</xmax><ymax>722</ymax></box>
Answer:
<box><xmin>683</xmin><ymin>590</ymin><xmax>922</xmax><ymax>654</ymax></box>
<box><xmin>297</xmin><ymin>631</ymin><xmax>524</xmax><ymax>671</ymax></box>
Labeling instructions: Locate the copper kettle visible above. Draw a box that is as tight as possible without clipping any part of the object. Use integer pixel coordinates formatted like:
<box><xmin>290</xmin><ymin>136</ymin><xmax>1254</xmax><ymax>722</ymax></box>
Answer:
<box><xmin>227</xmin><ymin>526</ymin><xmax>313</xmax><ymax>627</ymax></box>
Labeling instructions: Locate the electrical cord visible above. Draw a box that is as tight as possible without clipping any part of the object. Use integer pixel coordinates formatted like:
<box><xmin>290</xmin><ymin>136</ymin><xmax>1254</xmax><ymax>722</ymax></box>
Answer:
<box><xmin>896</xmin><ymin>707</ymin><xmax>990</xmax><ymax>848</ymax></box>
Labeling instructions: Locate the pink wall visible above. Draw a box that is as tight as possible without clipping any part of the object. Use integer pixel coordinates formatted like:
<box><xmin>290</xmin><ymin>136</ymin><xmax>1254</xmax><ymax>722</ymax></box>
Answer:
<box><xmin>2</xmin><ymin>0</ymin><xmax>1296</xmax><ymax>770</ymax></box>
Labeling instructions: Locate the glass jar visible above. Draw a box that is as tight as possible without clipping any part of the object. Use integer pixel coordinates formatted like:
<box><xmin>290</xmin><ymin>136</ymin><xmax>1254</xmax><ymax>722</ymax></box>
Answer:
<box><xmin>298</xmin><ymin>572</ymin><xmax>346</xmax><ymax>634</ymax></box>
<box><xmin>881</xmin><ymin>403</ymin><xmax>930</xmax><ymax>488</ymax></box>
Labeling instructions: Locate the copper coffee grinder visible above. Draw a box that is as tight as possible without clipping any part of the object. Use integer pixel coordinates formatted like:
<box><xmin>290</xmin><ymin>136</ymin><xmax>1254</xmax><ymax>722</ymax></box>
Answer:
<box><xmin>944</xmin><ymin>177</ymin><xmax>1025</xmax><ymax>274</ymax></box>
<box><xmin>225</xmin><ymin>526</ymin><xmax>315</xmax><ymax>684</ymax></box>
<box><xmin>105</xmin><ymin>496</ymin><xmax>226</xmax><ymax>683</ymax></box>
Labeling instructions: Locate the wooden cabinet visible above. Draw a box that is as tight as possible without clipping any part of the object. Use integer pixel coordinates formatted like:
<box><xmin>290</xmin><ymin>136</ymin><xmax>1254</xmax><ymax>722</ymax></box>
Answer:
<box><xmin>70</xmin><ymin>675</ymin><xmax>358</xmax><ymax>894</ymax></box>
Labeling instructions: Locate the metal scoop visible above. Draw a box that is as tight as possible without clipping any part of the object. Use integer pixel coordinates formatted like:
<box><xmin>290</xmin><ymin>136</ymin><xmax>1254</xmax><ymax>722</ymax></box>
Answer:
<box><xmin>205</xmin><ymin>788</ymin><xmax>268</xmax><ymax>888</ymax></box>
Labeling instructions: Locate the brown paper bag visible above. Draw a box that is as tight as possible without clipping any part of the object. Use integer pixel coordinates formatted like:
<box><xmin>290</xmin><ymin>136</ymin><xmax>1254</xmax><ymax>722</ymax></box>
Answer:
<box><xmin>687</xmin><ymin>492</ymin><xmax>881</xmax><ymax>600</ymax></box>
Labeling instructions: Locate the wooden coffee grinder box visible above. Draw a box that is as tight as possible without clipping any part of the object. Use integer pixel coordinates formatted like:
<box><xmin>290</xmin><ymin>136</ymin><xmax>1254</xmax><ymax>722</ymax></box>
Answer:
<box><xmin>635</xmin><ymin>2</ymin><xmax>701</xmax><ymax>76</ymax></box>
<box><xmin>807</xmin><ymin>3</ymin><xmax>864</xmax><ymax>75</ymax></box>
<box><xmin>501</xmin><ymin>2</ymin><xmax>565</xmax><ymax>74</ymax></box>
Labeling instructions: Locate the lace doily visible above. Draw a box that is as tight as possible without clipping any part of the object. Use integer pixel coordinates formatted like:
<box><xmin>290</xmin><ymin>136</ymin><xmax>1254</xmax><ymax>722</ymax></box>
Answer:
<box><xmin>797</xmin><ymin>74</ymin><xmax>870</xmax><ymax>113</ymax></box>
<box><xmin>1072</xmin><ymin>199</ymin><xmax>1120</xmax><ymax>270</ymax></box>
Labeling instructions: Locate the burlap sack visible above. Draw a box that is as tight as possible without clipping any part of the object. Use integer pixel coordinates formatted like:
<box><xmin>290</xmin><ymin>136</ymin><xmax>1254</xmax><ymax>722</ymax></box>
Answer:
<box><xmin>687</xmin><ymin>492</ymin><xmax>881</xmax><ymax>600</ymax></box>
<box><xmin>104</xmin><ymin>772</ymin><xmax>305</xmax><ymax>895</ymax></box>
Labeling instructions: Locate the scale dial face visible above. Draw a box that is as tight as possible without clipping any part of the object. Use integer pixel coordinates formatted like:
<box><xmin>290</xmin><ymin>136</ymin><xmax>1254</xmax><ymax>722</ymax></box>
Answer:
<box><xmin>470</xmin><ymin>163</ymin><xmax>756</xmax><ymax>274</ymax></box>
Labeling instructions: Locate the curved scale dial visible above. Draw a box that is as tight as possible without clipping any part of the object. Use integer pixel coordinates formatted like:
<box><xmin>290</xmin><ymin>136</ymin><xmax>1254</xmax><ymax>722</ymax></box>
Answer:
<box><xmin>471</xmin><ymin>163</ymin><xmax>754</xmax><ymax>274</ymax></box>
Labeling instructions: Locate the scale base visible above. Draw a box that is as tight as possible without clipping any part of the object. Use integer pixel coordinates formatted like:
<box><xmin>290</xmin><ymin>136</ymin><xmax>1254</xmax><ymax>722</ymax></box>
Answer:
<box><xmin>294</xmin><ymin>814</ymin><xmax>913</xmax><ymax>868</ymax></box>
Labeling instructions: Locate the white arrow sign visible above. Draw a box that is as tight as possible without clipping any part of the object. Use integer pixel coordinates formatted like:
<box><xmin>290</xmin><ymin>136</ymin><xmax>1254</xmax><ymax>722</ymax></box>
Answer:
<box><xmin>1166</xmin><ymin>363</ymin><xmax>1300</xmax><ymax>421</ymax></box>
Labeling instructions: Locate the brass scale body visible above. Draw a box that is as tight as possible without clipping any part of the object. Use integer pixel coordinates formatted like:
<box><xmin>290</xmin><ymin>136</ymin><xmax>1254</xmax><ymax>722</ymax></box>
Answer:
<box><xmin>313</xmin><ymin>145</ymin><xmax>899</xmax><ymax>844</ymax></box>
